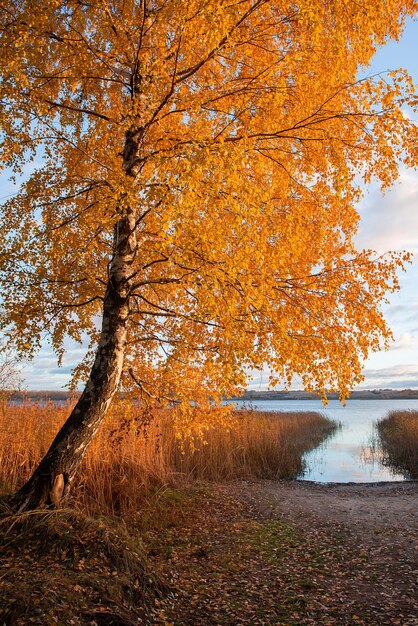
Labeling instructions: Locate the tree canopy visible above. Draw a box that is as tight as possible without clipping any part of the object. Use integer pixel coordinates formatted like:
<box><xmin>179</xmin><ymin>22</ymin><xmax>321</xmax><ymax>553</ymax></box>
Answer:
<box><xmin>0</xmin><ymin>0</ymin><xmax>417</xmax><ymax>431</ymax></box>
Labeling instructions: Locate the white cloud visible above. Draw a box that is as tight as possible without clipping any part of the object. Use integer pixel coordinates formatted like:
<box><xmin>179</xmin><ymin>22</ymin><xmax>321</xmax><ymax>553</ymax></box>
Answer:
<box><xmin>356</xmin><ymin>170</ymin><xmax>418</xmax><ymax>252</ymax></box>
<box><xmin>360</xmin><ymin>363</ymin><xmax>418</xmax><ymax>389</ymax></box>
<box><xmin>388</xmin><ymin>332</ymin><xmax>418</xmax><ymax>351</ymax></box>
<box><xmin>19</xmin><ymin>344</ymin><xmax>88</xmax><ymax>391</ymax></box>
<box><xmin>384</xmin><ymin>302</ymin><xmax>418</xmax><ymax>322</ymax></box>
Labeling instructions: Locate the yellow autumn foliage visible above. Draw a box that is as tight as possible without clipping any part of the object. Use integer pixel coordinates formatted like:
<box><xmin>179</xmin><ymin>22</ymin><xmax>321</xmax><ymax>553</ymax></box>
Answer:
<box><xmin>0</xmin><ymin>1</ymin><xmax>416</xmax><ymax>436</ymax></box>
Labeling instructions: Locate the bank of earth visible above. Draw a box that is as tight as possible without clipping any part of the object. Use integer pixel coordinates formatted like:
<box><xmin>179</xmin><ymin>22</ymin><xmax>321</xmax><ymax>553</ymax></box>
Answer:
<box><xmin>1</xmin><ymin>480</ymin><xmax>417</xmax><ymax>625</ymax></box>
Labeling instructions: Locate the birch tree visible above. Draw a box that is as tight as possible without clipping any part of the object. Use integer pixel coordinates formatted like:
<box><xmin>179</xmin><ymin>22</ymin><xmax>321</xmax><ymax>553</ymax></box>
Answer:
<box><xmin>0</xmin><ymin>0</ymin><xmax>416</xmax><ymax>510</ymax></box>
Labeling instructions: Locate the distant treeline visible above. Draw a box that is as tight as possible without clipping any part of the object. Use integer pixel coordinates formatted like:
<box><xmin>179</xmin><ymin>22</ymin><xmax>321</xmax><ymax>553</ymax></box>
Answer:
<box><xmin>9</xmin><ymin>391</ymin><xmax>78</xmax><ymax>402</ymax></box>
<box><xmin>230</xmin><ymin>389</ymin><xmax>418</xmax><ymax>401</ymax></box>
<box><xmin>8</xmin><ymin>388</ymin><xmax>418</xmax><ymax>403</ymax></box>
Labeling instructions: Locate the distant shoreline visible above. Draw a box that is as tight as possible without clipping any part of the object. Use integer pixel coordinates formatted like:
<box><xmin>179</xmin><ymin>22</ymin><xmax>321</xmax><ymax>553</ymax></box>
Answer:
<box><xmin>230</xmin><ymin>389</ymin><xmax>418</xmax><ymax>401</ymax></box>
<box><xmin>8</xmin><ymin>389</ymin><xmax>418</xmax><ymax>402</ymax></box>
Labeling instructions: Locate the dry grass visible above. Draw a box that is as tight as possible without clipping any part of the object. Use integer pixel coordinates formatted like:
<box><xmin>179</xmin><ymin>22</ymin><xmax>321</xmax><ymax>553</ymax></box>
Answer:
<box><xmin>0</xmin><ymin>506</ymin><xmax>161</xmax><ymax>625</ymax></box>
<box><xmin>376</xmin><ymin>410</ymin><xmax>418</xmax><ymax>479</ymax></box>
<box><xmin>0</xmin><ymin>401</ymin><xmax>335</xmax><ymax>515</ymax></box>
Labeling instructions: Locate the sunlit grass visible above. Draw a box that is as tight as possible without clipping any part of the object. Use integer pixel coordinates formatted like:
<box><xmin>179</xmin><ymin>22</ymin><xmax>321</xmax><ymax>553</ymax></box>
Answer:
<box><xmin>0</xmin><ymin>401</ymin><xmax>336</xmax><ymax>515</ymax></box>
<box><xmin>376</xmin><ymin>411</ymin><xmax>418</xmax><ymax>479</ymax></box>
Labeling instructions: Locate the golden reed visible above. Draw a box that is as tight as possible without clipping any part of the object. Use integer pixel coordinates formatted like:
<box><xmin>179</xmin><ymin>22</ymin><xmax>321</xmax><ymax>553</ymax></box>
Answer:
<box><xmin>0</xmin><ymin>400</ymin><xmax>334</xmax><ymax>515</ymax></box>
<box><xmin>377</xmin><ymin>410</ymin><xmax>418</xmax><ymax>479</ymax></box>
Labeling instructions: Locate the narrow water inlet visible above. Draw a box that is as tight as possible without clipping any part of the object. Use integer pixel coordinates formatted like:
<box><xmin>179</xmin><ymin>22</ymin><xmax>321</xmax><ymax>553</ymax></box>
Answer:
<box><xmin>228</xmin><ymin>398</ymin><xmax>418</xmax><ymax>483</ymax></box>
<box><xmin>298</xmin><ymin>419</ymin><xmax>407</xmax><ymax>483</ymax></box>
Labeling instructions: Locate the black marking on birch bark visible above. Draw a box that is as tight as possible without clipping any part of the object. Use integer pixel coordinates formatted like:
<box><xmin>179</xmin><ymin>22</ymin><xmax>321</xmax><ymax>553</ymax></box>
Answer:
<box><xmin>10</xmin><ymin>174</ymin><xmax>139</xmax><ymax>511</ymax></box>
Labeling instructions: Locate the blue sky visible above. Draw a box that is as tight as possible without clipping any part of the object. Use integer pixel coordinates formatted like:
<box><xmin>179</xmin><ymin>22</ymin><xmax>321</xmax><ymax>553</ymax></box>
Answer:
<box><xmin>2</xmin><ymin>17</ymin><xmax>418</xmax><ymax>391</ymax></box>
<box><xmin>353</xmin><ymin>17</ymin><xmax>418</xmax><ymax>389</ymax></box>
<box><xmin>249</xmin><ymin>17</ymin><xmax>418</xmax><ymax>392</ymax></box>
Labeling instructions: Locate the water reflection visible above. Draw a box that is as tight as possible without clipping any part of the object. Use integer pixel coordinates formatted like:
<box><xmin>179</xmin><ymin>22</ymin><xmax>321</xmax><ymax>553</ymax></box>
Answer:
<box><xmin>227</xmin><ymin>399</ymin><xmax>418</xmax><ymax>482</ymax></box>
<box><xmin>297</xmin><ymin>401</ymin><xmax>409</xmax><ymax>483</ymax></box>
<box><xmin>299</xmin><ymin>423</ymin><xmax>406</xmax><ymax>483</ymax></box>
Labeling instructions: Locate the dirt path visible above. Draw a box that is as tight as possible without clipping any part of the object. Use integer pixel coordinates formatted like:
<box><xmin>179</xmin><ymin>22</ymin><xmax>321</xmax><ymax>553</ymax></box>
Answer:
<box><xmin>236</xmin><ymin>479</ymin><xmax>418</xmax><ymax>531</ymax></box>
<box><xmin>1</xmin><ymin>480</ymin><xmax>417</xmax><ymax>624</ymax></box>
<box><xmin>154</xmin><ymin>480</ymin><xmax>418</xmax><ymax>626</ymax></box>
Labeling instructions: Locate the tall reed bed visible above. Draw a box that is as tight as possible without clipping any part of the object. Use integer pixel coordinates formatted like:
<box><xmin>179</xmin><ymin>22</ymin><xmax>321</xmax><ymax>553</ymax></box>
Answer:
<box><xmin>0</xmin><ymin>401</ymin><xmax>335</xmax><ymax>515</ymax></box>
<box><xmin>376</xmin><ymin>411</ymin><xmax>418</xmax><ymax>479</ymax></box>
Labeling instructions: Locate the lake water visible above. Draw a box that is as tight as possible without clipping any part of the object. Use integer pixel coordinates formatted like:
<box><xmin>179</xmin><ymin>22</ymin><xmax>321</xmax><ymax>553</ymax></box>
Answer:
<box><xmin>225</xmin><ymin>399</ymin><xmax>418</xmax><ymax>483</ymax></box>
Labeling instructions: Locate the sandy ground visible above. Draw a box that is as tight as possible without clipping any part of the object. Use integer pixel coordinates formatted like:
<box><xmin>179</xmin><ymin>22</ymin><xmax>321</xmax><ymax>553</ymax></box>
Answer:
<box><xmin>237</xmin><ymin>479</ymin><xmax>418</xmax><ymax>532</ymax></box>
<box><xmin>156</xmin><ymin>479</ymin><xmax>418</xmax><ymax>625</ymax></box>
<box><xmin>2</xmin><ymin>480</ymin><xmax>416</xmax><ymax>625</ymax></box>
